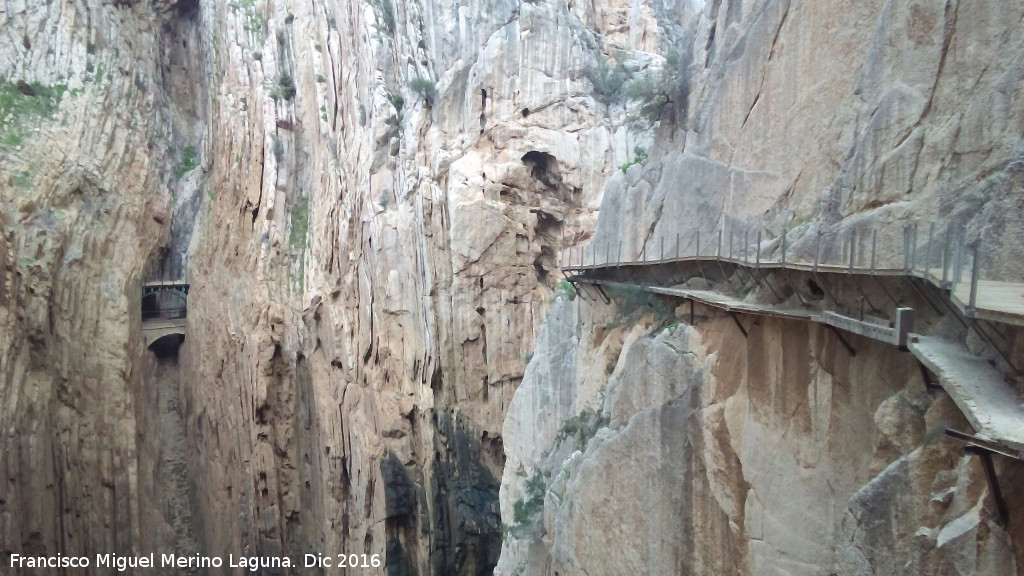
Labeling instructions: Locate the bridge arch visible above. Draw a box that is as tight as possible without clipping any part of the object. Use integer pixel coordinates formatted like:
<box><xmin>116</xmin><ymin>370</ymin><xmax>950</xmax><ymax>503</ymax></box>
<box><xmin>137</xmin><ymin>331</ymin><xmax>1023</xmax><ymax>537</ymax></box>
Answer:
<box><xmin>141</xmin><ymin>280</ymin><xmax>189</xmax><ymax>352</ymax></box>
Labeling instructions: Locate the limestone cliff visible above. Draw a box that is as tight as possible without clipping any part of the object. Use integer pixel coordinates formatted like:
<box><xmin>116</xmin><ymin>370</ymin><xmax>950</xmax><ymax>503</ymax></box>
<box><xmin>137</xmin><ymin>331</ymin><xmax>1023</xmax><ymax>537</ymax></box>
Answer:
<box><xmin>1</xmin><ymin>0</ymin><xmax>1022</xmax><ymax>575</ymax></box>
<box><xmin>497</xmin><ymin>1</ymin><xmax>1024</xmax><ymax>575</ymax></box>
<box><xmin>498</xmin><ymin>293</ymin><xmax>1023</xmax><ymax>575</ymax></box>
<box><xmin>2</xmin><ymin>0</ymin><xmax>644</xmax><ymax>573</ymax></box>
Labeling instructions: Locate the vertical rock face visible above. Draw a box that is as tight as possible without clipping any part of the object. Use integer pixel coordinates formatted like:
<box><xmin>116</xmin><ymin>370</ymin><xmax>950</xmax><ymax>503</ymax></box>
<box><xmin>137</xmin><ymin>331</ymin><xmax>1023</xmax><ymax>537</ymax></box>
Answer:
<box><xmin>1</xmin><ymin>1</ymin><xmax>1023</xmax><ymax>576</ymax></box>
<box><xmin>0</xmin><ymin>0</ymin><xmax>201</xmax><ymax>566</ymax></box>
<box><xmin>3</xmin><ymin>0</ymin><xmax>668</xmax><ymax>573</ymax></box>
<box><xmin>496</xmin><ymin>1</ymin><xmax>1024</xmax><ymax>575</ymax></box>
<box><xmin>169</xmin><ymin>0</ymin><xmax>684</xmax><ymax>569</ymax></box>
<box><xmin>498</xmin><ymin>297</ymin><xmax>1024</xmax><ymax>576</ymax></box>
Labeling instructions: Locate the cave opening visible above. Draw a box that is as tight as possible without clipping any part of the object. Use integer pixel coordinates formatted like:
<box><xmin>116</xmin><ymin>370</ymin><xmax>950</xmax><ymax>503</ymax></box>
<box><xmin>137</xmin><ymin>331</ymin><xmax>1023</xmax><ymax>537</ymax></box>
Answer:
<box><xmin>521</xmin><ymin>151</ymin><xmax>561</xmax><ymax>190</ymax></box>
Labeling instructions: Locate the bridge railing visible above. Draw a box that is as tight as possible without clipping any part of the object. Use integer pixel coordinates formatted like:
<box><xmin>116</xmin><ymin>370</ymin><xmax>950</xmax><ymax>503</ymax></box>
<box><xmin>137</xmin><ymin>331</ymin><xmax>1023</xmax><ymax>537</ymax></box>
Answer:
<box><xmin>142</xmin><ymin>307</ymin><xmax>187</xmax><ymax>321</ymax></box>
<box><xmin>560</xmin><ymin>222</ymin><xmax>994</xmax><ymax>316</ymax></box>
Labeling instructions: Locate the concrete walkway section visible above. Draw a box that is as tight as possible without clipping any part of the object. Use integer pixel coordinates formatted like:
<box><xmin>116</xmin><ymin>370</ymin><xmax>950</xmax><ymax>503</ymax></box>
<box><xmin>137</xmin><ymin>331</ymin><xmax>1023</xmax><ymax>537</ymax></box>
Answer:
<box><xmin>910</xmin><ymin>336</ymin><xmax>1024</xmax><ymax>455</ymax></box>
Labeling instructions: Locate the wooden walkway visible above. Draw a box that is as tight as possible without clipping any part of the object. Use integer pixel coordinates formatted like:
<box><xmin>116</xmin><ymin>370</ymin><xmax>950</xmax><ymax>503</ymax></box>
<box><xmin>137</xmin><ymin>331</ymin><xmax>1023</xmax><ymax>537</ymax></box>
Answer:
<box><xmin>564</xmin><ymin>254</ymin><xmax>1024</xmax><ymax>328</ymax></box>
<box><xmin>562</xmin><ymin>242</ymin><xmax>1024</xmax><ymax>457</ymax></box>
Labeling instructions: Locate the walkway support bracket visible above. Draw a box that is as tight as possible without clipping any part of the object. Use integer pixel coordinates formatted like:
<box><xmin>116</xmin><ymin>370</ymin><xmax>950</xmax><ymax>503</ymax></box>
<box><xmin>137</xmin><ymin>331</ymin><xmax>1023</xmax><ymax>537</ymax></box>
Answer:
<box><xmin>827</xmin><ymin>325</ymin><xmax>857</xmax><ymax>357</ymax></box>
<box><xmin>730</xmin><ymin>313</ymin><xmax>748</xmax><ymax>338</ymax></box>
<box><xmin>946</xmin><ymin>428</ymin><xmax>1012</xmax><ymax>528</ymax></box>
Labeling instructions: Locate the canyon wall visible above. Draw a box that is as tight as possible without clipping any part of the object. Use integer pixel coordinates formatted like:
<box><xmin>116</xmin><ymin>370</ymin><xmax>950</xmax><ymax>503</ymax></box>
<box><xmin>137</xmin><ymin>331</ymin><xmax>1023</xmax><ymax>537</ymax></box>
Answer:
<box><xmin>1</xmin><ymin>0</ymin><xmax>1022</xmax><ymax>575</ymax></box>
<box><xmin>0</xmin><ymin>0</ymin><xmax>202</xmax><ymax>566</ymax></box>
<box><xmin>4</xmin><ymin>0</ymin><xmax>667</xmax><ymax>573</ymax></box>
<box><xmin>497</xmin><ymin>294</ymin><xmax>1024</xmax><ymax>575</ymax></box>
<box><xmin>497</xmin><ymin>0</ymin><xmax>1024</xmax><ymax>575</ymax></box>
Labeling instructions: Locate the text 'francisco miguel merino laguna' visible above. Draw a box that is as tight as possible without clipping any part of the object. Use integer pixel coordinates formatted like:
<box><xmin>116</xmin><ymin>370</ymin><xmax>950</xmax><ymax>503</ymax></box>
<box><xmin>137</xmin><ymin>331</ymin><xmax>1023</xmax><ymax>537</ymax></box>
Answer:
<box><xmin>10</xmin><ymin>552</ymin><xmax>385</xmax><ymax>570</ymax></box>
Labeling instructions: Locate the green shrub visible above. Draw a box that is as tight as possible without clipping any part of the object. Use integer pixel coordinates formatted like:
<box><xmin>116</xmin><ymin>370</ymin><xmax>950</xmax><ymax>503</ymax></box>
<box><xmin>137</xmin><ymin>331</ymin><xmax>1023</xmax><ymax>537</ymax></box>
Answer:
<box><xmin>585</xmin><ymin>57</ymin><xmax>629</xmax><ymax>105</ymax></box>
<box><xmin>372</xmin><ymin>0</ymin><xmax>396</xmax><ymax>34</ymax></box>
<box><xmin>388</xmin><ymin>92</ymin><xmax>404</xmax><ymax>113</ymax></box>
<box><xmin>0</xmin><ymin>79</ymin><xmax>67</xmax><ymax>147</ymax></box>
<box><xmin>608</xmin><ymin>284</ymin><xmax>672</xmax><ymax>324</ymax></box>
<box><xmin>289</xmin><ymin>198</ymin><xmax>310</xmax><ymax>249</ymax></box>
<box><xmin>409</xmin><ymin>76</ymin><xmax>437</xmax><ymax>103</ymax></box>
<box><xmin>557</xmin><ymin>279</ymin><xmax>577</xmax><ymax>300</ymax></box>
<box><xmin>663</xmin><ymin>341</ymin><xmax>694</xmax><ymax>356</ymax></box>
<box><xmin>273</xmin><ymin>136</ymin><xmax>284</xmax><ymax>161</ymax></box>
<box><xmin>174</xmin><ymin>146</ymin><xmax>199</xmax><ymax>179</ymax></box>
<box><xmin>618</xmin><ymin>145</ymin><xmax>648</xmax><ymax>172</ymax></box>
<box><xmin>507</xmin><ymin>470</ymin><xmax>547</xmax><ymax>537</ymax></box>
<box><xmin>556</xmin><ymin>408</ymin><xmax>608</xmax><ymax>449</ymax></box>
<box><xmin>13</xmin><ymin>171</ymin><xmax>32</xmax><ymax>188</ymax></box>
<box><xmin>623</xmin><ymin>50</ymin><xmax>680</xmax><ymax>128</ymax></box>
<box><xmin>273</xmin><ymin>73</ymin><xmax>296</xmax><ymax>101</ymax></box>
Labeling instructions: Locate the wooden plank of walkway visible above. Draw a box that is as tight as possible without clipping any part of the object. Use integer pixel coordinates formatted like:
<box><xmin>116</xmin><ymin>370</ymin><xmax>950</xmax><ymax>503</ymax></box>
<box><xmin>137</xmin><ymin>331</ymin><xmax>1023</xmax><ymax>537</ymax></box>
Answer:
<box><xmin>951</xmin><ymin>280</ymin><xmax>1024</xmax><ymax>328</ymax></box>
<box><xmin>909</xmin><ymin>336</ymin><xmax>1024</xmax><ymax>454</ymax></box>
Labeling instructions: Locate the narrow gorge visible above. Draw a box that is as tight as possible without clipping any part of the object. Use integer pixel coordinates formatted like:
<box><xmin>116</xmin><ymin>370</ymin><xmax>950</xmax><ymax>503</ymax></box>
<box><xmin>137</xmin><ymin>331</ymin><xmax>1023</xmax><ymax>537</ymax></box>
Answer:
<box><xmin>1</xmin><ymin>1</ymin><xmax>1022</xmax><ymax>575</ymax></box>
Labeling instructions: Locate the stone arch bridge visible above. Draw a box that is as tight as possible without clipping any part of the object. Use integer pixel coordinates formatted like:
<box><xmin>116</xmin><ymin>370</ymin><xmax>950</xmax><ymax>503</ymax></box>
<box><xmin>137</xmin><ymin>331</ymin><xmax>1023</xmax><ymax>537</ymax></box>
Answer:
<box><xmin>141</xmin><ymin>280</ymin><xmax>189</xmax><ymax>348</ymax></box>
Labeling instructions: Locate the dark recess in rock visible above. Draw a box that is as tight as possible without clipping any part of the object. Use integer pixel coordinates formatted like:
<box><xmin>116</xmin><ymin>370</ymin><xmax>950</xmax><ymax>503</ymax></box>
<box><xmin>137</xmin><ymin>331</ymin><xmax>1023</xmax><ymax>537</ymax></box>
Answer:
<box><xmin>429</xmin><ymin>412</ymin><xmax>501</xmax><ymax>576</ymax></box>
<box><xmin>381</xmin><ymin>453</ymin><xmax>417</xmax><ymax>519</ymax></box>
<box><xmin>521</xmin><ymin>151</ymin><xmax>561</xmax><ymax>190</ymax></box>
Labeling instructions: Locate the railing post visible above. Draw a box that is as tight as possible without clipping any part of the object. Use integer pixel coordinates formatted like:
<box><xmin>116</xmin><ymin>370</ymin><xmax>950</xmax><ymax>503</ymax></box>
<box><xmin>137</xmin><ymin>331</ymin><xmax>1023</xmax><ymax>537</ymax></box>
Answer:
<box><xmin>729</xmin><ymin>229</ymin><xmax>734</xmax><ymax>260</ymax></box>
<box><xmin>926</xmin><ymin>222</ymin><xmax>935</xmax><ymax>279</ymax></box>
<box><xmin>942</xmin><ymin>223</ymin><xmax>951</xmax><ymax>285</ymax></box>
<box><xmin>814</xmin><ymin>231</ymin><xmax>821</xmax><ymax>272</ymax></box>
<box><xmin>616</xmin><ymin>240</ymin><xmax>622</xmax><ymax>267</ymax></box>
<box><xmin>911</xmin><ymin>223</ymin><xmax>918</xmax><ymax>272</ymax></box>
<box><xmin>848</xmin><ymin>229</ymin><xmax>856</xmax><ymax>273</ymax></box>
<box><xmin>605</xmin><ymin>241</ymin><xmax>610</xmax><ymax>266</ymax></box>
<box><xmin>755</xmin><ymin>230</ymin><xmax>761</xmax><ymax>268</ymax></box>
<box><xmin>902</xmin><ymin>225</ymin><xmax>910</xmax><ymax>274</ymax></box>
<box><xmin>781</xmin><ymin>228</ymin><xmax>787</xmax><ymax>265</ymax></box>
<box><xmin>895</xmin><ymin>307</ymin><xmax>914</xmax><ymax>348</ymax></box>
<box><xmin>717</xmin><ymin>229</ymin><xmax>723</xmax><ymax>258</ymax></box>
<box><xmin>870</xmin><ymin>229</ymin><xmax>878</xmax><ymax>274</ymax></box>
<box><xmin>968</xmin><ymin>242</ymin><xmax>980</xmax><ymax>316</ymax></box>
<box><xmin>953</xmin><ymin>230</ymin><xmax>963</xmax><ymax>284</ymax></box>
<box><xmin>675</xmin><ymin>233</ymin><xmax>680</xmax><ymax>259</ymax></box>
<box><xmin>696</xmin><ymin>230</ymin><xmax>701</xmax><ymax>258</ymax></box>
<box><xmin>660</xmin><ymin>235</ymin><xmax>664</xmax><ymax>262</ymax></box>
<box><xmin>744</xmin><ymin>230</ymin><xmax>749</xmax><ymax>264</ymax></box>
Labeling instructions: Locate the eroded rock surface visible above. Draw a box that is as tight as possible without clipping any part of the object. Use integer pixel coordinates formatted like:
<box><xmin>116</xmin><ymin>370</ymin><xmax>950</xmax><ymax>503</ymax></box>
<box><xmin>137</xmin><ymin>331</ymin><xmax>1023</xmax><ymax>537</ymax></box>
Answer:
<box><xmin>498</xmin><ymin>295</ymin><xmax>1024</xmax><ymax>575</ymax></box>
<box><xmin>1</xmin><ymin>0</ymin><xmax>1022</xmax><ymax>575</ymax></box>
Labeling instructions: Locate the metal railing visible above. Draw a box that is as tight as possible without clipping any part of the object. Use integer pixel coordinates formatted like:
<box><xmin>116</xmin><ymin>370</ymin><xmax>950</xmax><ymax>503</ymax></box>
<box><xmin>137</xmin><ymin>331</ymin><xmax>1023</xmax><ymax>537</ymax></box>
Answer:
<box><xmin>142</xmin><ymin>307</ymin><xmax>187</xmax><ymax>321</ymax></box>
<box><xmin>560</xmin><ymin>223</ymin><xmax>993</xmax><ymax>316</ymax></box>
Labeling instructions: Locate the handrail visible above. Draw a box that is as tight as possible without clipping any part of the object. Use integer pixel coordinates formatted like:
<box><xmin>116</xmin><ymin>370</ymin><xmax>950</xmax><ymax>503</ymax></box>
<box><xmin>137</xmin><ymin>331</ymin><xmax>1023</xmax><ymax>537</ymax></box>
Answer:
<box><xmin>142</xmin><ymin>307</ymin><xmax>187</xmax><ymax>321</ymax></box>
<box><xmin>559</xmin><ymin>223</ymin><xmax>1006</xmax><ymax>319</ymax></box>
